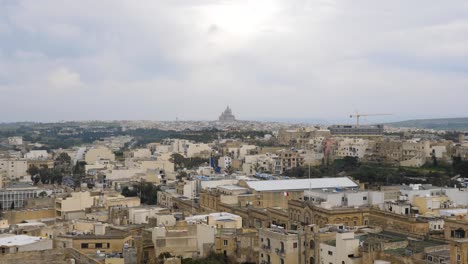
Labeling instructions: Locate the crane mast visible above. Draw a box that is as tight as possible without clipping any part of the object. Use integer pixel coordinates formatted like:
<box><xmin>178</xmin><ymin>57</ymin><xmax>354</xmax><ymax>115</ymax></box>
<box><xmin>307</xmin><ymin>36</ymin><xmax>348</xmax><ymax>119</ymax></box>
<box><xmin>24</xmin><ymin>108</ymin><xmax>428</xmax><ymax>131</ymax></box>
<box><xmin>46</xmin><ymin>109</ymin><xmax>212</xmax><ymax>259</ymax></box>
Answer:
<box><xmin>349</xmin><ymin>113</ymin><xmax>392</xmax><ymax>127</ymax></box>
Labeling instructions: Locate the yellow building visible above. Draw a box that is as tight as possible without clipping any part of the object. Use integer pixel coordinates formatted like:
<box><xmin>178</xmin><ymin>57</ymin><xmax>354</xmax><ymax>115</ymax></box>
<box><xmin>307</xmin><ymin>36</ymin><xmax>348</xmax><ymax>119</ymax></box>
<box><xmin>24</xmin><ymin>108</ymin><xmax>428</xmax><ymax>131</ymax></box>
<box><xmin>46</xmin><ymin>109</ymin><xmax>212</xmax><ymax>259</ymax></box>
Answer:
<box><xmin>3</xmin><ymin>207</ymin><xmax>56</xmax><ymax>224</ymax></box>
<box><xmin>55</xmin><ymin>191</ymin><xmax>95</xmax><ymax>219</ymax></box>
<box><xmin>450</xmin><ymin>239</ymin><xmax>468</xmax><ymax>264</ymax></box>
<box><xmin>102</xmin><ymin>196</ymin><xmax>141</xmax><ymax>209</ymax></box>
<box><xmin>413</xmin><ymin>195</ymin><xmax>449</xmax><ymax>215</ymax></box>
<box><xmin>201</xmin><ymin>177</ymin><xmax>359</xmax><ymax>211</ymax></box>
<box><xmin>368</xmin><ymin>209</ymin><xmax>429</xmax><ymax>237</ymax></box>
<box><xmin>214</xmin><ymin>228</ymin><xmax>259</xmax><ymax>263</ymax></box>
<box><xmin>444</xmin><ymin>218</ymin><xmax>468</xmax><ymax>240</ymax></box>
<box><xmin>85</xmin><ymin>146</ymin><xmax>116</xmax><ymax>165</ymax></box>
<box><xmin>288</xmin><ymin>200</ymin><xmax>370</xmax><ymax>228</ymax></box>
<box><xmin>152</xmin><ymin>221</ymin><xmax>216</xmax><ymax>259</ymax></box>
<box><xmin>57</xmin><ymin>229</ymin><xmax>132</xmax><ymax>255</ymax></box>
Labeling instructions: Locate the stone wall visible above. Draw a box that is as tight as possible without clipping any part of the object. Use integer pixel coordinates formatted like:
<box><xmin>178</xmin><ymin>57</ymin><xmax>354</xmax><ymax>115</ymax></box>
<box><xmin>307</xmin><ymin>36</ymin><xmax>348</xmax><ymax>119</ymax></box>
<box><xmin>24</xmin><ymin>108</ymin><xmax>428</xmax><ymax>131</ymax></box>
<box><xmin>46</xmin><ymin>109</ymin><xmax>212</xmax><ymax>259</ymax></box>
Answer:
<box><xmin>0</xmin><ymin>248</ymin><xmax>100</xmax><ymax>264</ymax></box>
<box><xmin>3</xmin><ymin>208</ymin><xmax>56</xmax><ymax>224</ymax></box>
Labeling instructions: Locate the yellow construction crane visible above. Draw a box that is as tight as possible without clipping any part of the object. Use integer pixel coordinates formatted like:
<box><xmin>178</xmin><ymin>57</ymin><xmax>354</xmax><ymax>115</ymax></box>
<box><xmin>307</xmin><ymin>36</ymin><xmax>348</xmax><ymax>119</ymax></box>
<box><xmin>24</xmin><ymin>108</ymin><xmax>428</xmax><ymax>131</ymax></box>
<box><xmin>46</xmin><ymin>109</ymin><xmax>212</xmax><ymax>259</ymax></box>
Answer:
<box><xmin>349</xmin><ymin>113</ymin><xmax>392</xmax><ymax>127</ymax></box>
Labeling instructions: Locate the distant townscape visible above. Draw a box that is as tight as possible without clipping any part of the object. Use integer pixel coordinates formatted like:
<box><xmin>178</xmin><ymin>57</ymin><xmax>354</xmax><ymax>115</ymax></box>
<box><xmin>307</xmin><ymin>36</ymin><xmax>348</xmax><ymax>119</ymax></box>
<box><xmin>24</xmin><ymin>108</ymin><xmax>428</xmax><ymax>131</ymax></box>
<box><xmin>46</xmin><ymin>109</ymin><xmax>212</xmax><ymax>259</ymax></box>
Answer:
<box><xmin>0</xmin><ymin>108</ymin><xmax>467</xmax><ymax>264</ymax></box>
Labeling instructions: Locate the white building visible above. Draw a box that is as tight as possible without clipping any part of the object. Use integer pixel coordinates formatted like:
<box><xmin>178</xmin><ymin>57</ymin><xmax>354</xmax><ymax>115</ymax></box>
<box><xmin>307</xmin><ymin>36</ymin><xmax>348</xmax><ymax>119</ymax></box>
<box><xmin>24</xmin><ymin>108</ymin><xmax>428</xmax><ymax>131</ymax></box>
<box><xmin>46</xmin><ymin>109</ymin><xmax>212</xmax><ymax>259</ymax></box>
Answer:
<box><xmin>304</xmin><ymin>190</ymin><xmax>384</xmax><ymax>209</ymax></box>
<box><xmin>320</xmin><ymin>232</ymin><xmax>362</xmax><ymax>264</ymax></box>
<box><xmin>0</xmin><ymin>234</ymin><xmax>53</xmax><ymax>253</ymax></box>
<box><xmin>24</xmin><ymin>150</ymin><xmax>49</xmax><ymax>160</ymax></box>
<box><xmin>132</xmin><ymin>148</ymin><xmax>152</xmax><ymax>159</ymax></box>
<box><xmin>218</xmin><ymin>156</ymin><xmax>232</xmax><ymax>169</ymax></box>
<box><xmin>242</xmin><ymin>154</ymin><xmax>278</xmax><ymax>174</ymax></box>
<box><xmin>128</xmin><ymin>207</ymin><xmax>175</xmax><ymax>225</ymax></box>
<box><xmin>239</xmin><ymin>145</ymin><xmax>257</xmax><ymax>158</ymax></box>
<box><xmin>7</xmin><ymin>137</ymin><xmax>23</xmax><ymax>146</ymax></box>
<box><xmin>0</xmin><ymin>159</ymin><xmax>28</xmax><ymax>181</ymax></box>
<box><xmin>335</xmin><ymin>138</ymin><xmax>369</xmax><ymax>159</ymax></box>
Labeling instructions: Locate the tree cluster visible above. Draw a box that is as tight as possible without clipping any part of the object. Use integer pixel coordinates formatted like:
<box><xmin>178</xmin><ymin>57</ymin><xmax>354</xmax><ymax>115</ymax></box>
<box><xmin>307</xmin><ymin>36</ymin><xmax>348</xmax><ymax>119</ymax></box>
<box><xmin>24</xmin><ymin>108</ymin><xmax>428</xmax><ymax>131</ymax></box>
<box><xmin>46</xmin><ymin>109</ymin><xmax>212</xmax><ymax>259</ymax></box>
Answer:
<box><xmin>171</xmin><ymin>153</ymin><xmax>208</xmax><ymax>170</ymax></box>
<box><xmin>121</xmin><ymin>182</ymin><xmax>160</xmax><ymax>205</ymax></box>
<box><xmin>27</xmin><ymin>152</ymin><xmax>73</xmax><ymax>185</ymax></box>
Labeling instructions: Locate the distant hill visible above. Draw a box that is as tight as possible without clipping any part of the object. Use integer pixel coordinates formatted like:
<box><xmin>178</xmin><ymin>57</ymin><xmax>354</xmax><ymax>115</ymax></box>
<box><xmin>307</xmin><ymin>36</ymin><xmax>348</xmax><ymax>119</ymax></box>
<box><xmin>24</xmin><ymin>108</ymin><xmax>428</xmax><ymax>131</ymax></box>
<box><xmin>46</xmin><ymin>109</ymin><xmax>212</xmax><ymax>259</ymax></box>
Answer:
<box><xmin>387</xmin><ymin>117</ymin><xmax>468</xmax><ymax>130</ymax></box>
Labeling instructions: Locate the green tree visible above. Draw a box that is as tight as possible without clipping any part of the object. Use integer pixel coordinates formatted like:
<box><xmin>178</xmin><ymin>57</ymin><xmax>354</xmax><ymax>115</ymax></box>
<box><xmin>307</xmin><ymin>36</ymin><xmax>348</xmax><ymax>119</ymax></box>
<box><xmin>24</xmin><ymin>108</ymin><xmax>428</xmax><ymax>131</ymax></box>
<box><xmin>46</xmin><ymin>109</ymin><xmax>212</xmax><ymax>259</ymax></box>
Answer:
<box><xmin>39</xmin><ymin>167</ymin><xmax>51</xmax><ymax>184</ymax></box>
<box><xmin>27</xmin><ymin>165</ymin><xmax>40</xmax><ymax>183</ymax></box>
<box><xmin>55</xmin><ymin>152</ymin><xmax>72</xmax><ymax>175</ymax></box>
<box><xmin>157</xmin><ymin>252</ymin><xmax>174</xmax><ymax>264</ymax></box>
<box><xmin>454</xmin><ymin>160</ymin><xmax>468</xmax><ymax>177</ymax></box>
<box><xmin>122</xmin><ymin>183</ymin><xmax>160</xmax><ymax>205</ymax></box>
<box><xmin>182</xmin><ymin>252</ymin><xmax>227</xmax><ymax>264</ymax></box>
<box><xmin>171</xmin><ymin>153</ymin><xmax>186</xmax><ymax>169</ymax></box>
<box><xmin>72</xmin><ymin>161</ymin><xmax>86</xmax><ymax>190</ymax></box>
<box><xmin>139</xmin><ymin>182</ymin><xmax>160</xmax><ymax>205</ymax></box>
<box><xmin>121</xmin><ymin>186</ymin><xmax>138</xmax><ymax>197</ymax></box>
<box><xmin>56</xmin><ymin>152</ymin><xmax>72</xmax><ymax>164</ymax></box>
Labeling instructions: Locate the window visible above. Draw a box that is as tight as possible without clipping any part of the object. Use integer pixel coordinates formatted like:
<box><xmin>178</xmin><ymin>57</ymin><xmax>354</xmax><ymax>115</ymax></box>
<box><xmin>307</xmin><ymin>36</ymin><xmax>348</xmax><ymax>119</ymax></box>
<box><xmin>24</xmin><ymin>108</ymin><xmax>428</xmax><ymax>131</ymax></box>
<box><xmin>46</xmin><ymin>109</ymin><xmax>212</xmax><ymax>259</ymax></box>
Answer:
<box><xmin>309</xmin><ymin>239</ymin><xmax>316</xmax><ymax>249</ymax></box>
<box><xmin>293</xmin><ymin>242</ymin><xmax>298</xmax><ymax>248</ymax></box>
<box><xmin>223</xmin><ymin>240</ymin><xmax>228</xmax><ymax>246</ymax></box>
<box><xmin>328</xmin><ymin>251</ymin><xmax>333</xmax><ymax>256</ymax></box>
<box><xmin>280</xmin><ymin>259</ymin><xmax>284</xmax><ymax>264</ymax></box>
<box><xmin>107</xmin><ymin>243</ymin><xmax>110</xmax><ymax>248</ymax></box>
<box><xmin>363</xmin><ymin>196</ymin><xmax>367</xmax><ymax>200</ymax></box>
<box><xmin>96</xmin><ymin>243</ymin><xmax>103</xmax><ymax>248</ymax></box>
<box><xmin>81</xmin><ymin>243</ymin><xmax>89</xmax><ymax>249</ymax></box>
<box><xmin>427</xmin><ymin>256</ymin><xmax>433</xmax><ymax>261</ymax></box>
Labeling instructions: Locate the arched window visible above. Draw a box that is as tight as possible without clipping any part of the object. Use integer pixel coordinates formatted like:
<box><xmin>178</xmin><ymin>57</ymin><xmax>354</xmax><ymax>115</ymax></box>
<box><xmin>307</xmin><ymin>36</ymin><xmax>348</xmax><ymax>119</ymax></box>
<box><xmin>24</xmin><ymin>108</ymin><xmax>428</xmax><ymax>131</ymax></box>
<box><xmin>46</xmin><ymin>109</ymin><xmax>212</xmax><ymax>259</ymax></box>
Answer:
<box><xmin>310</xmin><ymin>257</ymin><xmax>315</xmax><ymax>264</ymax></box>
<box><xmin>310</xmin><ymin>240</ymin><xmax>315</xmax><ymax>249</ymax></box>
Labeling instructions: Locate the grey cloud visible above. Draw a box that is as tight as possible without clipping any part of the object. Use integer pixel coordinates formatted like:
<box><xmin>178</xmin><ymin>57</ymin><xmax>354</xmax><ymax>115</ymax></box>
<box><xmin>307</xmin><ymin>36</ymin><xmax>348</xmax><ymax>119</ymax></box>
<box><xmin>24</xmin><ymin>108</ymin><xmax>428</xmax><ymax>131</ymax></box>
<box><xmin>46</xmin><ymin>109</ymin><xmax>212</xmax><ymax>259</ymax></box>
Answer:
<box><xmin>0</xmin><ymin>0</ymin><xmax>467</xmax><ymax>122</ymax></box>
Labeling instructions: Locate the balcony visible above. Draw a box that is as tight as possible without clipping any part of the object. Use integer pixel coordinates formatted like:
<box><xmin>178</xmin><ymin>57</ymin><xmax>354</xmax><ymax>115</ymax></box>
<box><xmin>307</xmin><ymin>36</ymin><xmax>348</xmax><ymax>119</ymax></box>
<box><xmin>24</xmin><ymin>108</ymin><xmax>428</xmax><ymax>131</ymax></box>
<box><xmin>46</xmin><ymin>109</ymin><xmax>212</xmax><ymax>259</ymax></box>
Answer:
<box><xmin>275</xmin><ymin>248</ymin><xmax>285</xmax><ymax>257</ymax></box>
<box><xmin>261</xmin><ymin>244</ymin><xmax>271</xmax><ymax>251</ymax></box>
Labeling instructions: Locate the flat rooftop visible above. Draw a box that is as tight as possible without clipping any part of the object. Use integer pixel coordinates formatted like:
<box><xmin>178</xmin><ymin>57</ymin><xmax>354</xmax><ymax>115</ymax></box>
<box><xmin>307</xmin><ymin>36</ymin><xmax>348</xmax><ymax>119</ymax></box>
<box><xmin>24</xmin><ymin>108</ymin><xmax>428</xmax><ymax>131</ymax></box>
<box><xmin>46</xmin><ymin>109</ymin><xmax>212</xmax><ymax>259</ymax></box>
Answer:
<box><xmin>218</xmin><ymin>185</ymin><xmax>249</xmax><ymax>191</ymax></box>
<box><xmin>245</xmin><ymin>177</ymin><xmax>358</xmax><ymax>192</ymax></box>
<box><xmin>0</xmin><ymin>234</ymin><xmax>44</xmax><ymax>246</ymax></box>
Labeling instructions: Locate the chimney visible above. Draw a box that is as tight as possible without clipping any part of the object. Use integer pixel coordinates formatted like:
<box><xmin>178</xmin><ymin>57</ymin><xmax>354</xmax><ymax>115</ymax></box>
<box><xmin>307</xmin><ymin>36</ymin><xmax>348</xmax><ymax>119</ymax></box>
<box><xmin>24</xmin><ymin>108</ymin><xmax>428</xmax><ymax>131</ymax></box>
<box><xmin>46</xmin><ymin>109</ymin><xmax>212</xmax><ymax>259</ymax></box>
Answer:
<box><xmin>94</xmin><ymin>223</ymin><xmax>106</xmax><ymax>235</ymax></box>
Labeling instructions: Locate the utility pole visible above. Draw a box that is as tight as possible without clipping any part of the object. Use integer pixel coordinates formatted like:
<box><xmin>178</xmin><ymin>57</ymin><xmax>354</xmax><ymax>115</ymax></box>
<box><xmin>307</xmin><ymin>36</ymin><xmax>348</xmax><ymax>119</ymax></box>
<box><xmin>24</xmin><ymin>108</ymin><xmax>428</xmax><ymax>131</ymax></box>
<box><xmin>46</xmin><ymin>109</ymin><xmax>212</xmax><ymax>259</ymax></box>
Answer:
<box><xmin>298</xmin><ymin>226</ymin><xmax>302</xmax><ymax>264</ymax></box>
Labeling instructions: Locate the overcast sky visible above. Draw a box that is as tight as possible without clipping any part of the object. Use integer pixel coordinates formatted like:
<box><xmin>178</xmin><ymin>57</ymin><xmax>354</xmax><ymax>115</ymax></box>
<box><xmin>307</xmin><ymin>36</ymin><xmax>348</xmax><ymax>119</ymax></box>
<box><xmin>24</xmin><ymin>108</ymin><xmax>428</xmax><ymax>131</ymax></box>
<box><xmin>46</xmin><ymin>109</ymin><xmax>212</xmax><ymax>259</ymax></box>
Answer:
<box><xmin>1</xmin><ymin>0</ymin><xmax>468</xmax><ymax>123</ymax></box>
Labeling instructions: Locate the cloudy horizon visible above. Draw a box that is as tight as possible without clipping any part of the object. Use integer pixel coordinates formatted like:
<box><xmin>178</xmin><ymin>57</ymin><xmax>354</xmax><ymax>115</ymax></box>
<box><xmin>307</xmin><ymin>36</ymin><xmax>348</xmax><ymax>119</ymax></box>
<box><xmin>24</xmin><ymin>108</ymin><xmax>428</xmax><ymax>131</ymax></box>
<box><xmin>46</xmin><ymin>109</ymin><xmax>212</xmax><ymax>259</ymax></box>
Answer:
<box><xmin>1</xmin><ymin>0</ymin><xmax>468</xmax><ymax>123</ymax></box>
